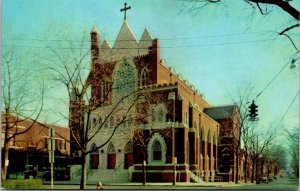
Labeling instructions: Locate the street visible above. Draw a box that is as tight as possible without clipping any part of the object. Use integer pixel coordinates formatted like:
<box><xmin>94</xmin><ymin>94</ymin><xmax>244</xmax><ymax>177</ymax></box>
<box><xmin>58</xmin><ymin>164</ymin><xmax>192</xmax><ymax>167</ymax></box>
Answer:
<box><xmin>42</xmin><ymin>177</ymin><xmax>299</xmax><ymax>190</ymax></box>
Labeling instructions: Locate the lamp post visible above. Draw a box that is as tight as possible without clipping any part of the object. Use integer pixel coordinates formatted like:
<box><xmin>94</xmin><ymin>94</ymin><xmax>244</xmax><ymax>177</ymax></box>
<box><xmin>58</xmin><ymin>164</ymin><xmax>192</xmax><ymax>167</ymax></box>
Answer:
<box><xmin>168</xmin><ymin>91</ymin><xmax>176</xmax><ymax>185</ymax></box>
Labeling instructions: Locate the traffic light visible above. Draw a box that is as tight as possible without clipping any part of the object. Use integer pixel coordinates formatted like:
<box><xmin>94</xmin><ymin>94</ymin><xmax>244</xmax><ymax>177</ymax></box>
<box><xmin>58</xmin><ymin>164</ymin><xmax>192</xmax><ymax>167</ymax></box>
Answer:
<box><xmin>248</xmin><ymin>100</ymin><xmax>258</xmax><ymax>121</ymax></box>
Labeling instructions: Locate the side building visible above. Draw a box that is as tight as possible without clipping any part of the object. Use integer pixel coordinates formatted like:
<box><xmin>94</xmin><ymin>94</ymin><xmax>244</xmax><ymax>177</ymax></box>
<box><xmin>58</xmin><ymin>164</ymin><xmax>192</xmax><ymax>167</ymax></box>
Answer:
<box><xmin>1</xmin><ymin>114</ymin><xmax>70</xmax><ymax>178</ymax></box>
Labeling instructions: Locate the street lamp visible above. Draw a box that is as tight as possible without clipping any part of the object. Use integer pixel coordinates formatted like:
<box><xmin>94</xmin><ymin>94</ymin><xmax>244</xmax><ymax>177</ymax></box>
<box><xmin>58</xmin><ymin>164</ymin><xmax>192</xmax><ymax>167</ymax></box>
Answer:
<box><xmin>168</xmin><ymin>91</ymin><xmax>176</xmax><ymax>185</ymax></box>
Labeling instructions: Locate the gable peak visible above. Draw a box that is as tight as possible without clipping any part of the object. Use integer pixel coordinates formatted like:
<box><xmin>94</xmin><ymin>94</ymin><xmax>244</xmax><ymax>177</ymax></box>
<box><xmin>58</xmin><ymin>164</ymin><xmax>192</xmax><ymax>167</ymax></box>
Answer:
<box><xmin>101</xmin><ymin>38</ymin><xmax>111</xmax><ymax>49</ymax></box>
<box><xmin>91</xmin><ymin>26</ymin><xmax>99</xmax><ymax>34</ymax></box>
<box><xmin>140</xmin><ymin>28</ymin><xmax>152</xmax><ymax>41</ymax></box>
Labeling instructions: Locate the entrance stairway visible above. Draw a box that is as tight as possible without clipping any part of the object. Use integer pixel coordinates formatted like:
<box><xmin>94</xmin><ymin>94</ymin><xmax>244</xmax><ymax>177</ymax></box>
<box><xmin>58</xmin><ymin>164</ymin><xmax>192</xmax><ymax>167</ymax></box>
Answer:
<box><xmin>190</xmin><ymin>171</ymin><xmax>203</xmax><ymax>183</ymax></box>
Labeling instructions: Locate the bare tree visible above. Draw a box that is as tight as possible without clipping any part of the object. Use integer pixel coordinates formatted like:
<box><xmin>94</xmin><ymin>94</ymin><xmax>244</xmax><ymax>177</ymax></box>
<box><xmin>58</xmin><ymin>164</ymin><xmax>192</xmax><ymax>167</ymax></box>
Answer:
<box><xmin>229</xmin><ymin>85</ymin><xmax>253</xmax><ymax>184</ymax></box>
<box><xmin>1</xmin><ymin>47</ymin><xmax>44</xmax><ymax>180</ymax></box>
<box><xmin>245</xmin><ymin>125</ymin><xmax>276</xmax><ymax>182</ymax></box>
<box><xmin>285</xmin><ymin>127</ymin><xmax>299</xmax><ymax>178</ymax></box>
<box><xmin>45</xmin><ymin>30</ymin><xmax>149</xmax><ymax>188</ymax></box>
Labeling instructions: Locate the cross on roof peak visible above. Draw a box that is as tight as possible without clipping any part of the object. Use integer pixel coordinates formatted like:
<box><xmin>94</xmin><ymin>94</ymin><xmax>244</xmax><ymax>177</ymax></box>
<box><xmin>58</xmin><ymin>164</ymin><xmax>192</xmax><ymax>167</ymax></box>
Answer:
<box><xmin>120</xmin><ymin>2</ymin><xmax>131</xmax><ymax>20</ymax></box>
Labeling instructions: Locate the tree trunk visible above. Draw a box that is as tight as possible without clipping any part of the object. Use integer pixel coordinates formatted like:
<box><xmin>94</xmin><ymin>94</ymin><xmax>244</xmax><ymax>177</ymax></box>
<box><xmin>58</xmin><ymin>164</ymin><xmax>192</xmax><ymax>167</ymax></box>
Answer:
<box><xmin>142</xmin><ymin>161</ymin><xmax>146</xmax><ymax>185</ymax></box>
<box><xmin>142</xmin><ymin>151</ymin><xmax>146</xmax><ymax>185</ymax></box>
<box><xmin>261</xmin><ymin>160</ymin><xmax>264</xmax><ymax>176</ymax></box>
<box><xmin>235</xmin><ymin>146</ymin><xmax>239</xmax><ymax>184</ymax></box>
<box><xmin>251</xmin><ymin>159</ymin><xmax>255</xmax><ymax>183</ymax></box>
<box><xmin>1</xmin><ymin>130</ymin><xmax>10</xmax><ymax>180</ymax></box>
<box><xmin>244</xmin><ymin>152</ymin><xmax>247</xmax><ymax>183</ymax></box>
<box><xmin>80</xmin><ymin>153</ymin><xmax>87</xmax><ymax>190</ymax></box>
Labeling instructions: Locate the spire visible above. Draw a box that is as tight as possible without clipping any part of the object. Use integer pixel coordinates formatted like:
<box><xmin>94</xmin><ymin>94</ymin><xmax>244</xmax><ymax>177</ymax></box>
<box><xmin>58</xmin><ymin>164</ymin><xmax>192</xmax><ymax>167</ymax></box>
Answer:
<box><xmin>99</xmin><ymin>38</ymin><xmax>112</xmax><ymax>63</ymax></box>
<box><xmin>91</xmin><ymin>26</ymin><xmax>99</xmax><ymax>34</ymax></box>
<box><xmin>101</xmin><ymin>38</ymin><xmax>111</xmax><ymax>50</ymax></box>
<box><xmin>140</xmin><ymin>28</ymin><xmax>152</xmax><ymax>40</ymax></box>
<box><xmin>139</xmin><ymin>28</ymin><xmax>153</xmax><ymax>55</ymax></box>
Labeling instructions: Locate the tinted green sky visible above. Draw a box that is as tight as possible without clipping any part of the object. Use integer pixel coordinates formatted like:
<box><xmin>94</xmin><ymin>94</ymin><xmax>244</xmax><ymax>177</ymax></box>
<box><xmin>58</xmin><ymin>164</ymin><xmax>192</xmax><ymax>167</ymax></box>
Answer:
<box><xmin>2</xmin><ymin>0</ymin><xmax>299</xmax><ymax>137</ymax></box>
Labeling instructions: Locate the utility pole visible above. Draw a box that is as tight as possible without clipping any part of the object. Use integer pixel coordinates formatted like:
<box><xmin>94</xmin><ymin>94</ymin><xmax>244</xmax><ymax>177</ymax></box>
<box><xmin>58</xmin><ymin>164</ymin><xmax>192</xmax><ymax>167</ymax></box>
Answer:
<box><xmin>49</xmin><ymin>128</ymin><xmax>55</xmax><ymax>189</ymax></box>
<box><xmin>255</xmin><ymin>135</ymin><xmax>258</xmax><ymax>184</ymax></box>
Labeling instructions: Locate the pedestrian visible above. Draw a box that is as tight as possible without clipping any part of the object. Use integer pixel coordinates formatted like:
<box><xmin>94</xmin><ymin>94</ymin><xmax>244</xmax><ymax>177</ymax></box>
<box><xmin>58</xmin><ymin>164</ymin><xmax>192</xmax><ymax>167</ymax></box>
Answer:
<box><xmin>96</xmin><ymin>181</ymin><xmax>103</xmax><ymax>189</ymax></box>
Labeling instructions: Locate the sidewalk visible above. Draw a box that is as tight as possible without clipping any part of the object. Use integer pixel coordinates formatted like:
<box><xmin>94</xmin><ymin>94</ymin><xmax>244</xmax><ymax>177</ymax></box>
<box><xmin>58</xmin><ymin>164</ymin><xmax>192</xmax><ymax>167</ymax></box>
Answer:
<box><xmin>42</xmin><ymin>181</ymin><xmax>256</xmax><ymax>189</ymax></box>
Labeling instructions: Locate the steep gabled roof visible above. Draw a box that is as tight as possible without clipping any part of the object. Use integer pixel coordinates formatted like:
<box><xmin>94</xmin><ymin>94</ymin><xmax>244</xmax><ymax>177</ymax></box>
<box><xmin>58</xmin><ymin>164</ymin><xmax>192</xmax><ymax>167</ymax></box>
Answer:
<box><xmin>203</xmin><ymin>105</ymin><xmax>237</xmax><ymax>120</ymax></box>
<box><xmin>101</xmin><ymin>39</ymin><xmax>111</xmax><ymax>50</ymax></box>
<box><xmin>113</xmin><ymin>20</ymin><xmax>138</xmax><ymax>49</ymax></box>
<box><xmin>112</xmin><ymin>20</ymin><xmax>138</xmax><ymax>59</ymax></box>
<box><xmin>138</xmin><ymin>28</ymin><xmax>153</xmax><ymax>55</ymax></box>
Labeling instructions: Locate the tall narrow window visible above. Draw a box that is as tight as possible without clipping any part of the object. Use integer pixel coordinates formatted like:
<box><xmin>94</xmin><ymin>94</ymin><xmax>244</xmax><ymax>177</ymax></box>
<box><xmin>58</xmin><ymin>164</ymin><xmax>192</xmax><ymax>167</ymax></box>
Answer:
<box><xmin>124</xmin><ymin>141</ymin><xmax>133</xmax><ymax>169</ymax></box>
<box><xmin>158</xmin><ymin>109</ymin><xmax>164</xmax><ymax>122</ymax></box>
<box><xmin>90</xmin><ymin>144</ymin><xmax>99</xmax><ymax>169</ymax></box>
<box><xmin>109</xmin><ymin>116</ymin><xmax>114</xmax><ymax>128</ymax></box>
<box><xmin>140</xmin><ymin>67</ymin><xmax>149</xmax><ymax>86</ymax></box>
<box><xmin>99</xmin><ymin>118</ymin><xmax>103</xmax><ymax>128</ymax></box>
<box><xmin>107</xmin><ymin>142</ymin><xmax>116</xmax><ymax>169</ymax></box>
<box><xmin>207</xmin><ymin>131</ymin><xmax>211</xmax><ymax>171</ymax></box>
<box><xmin>152</xmin><ymin>141</ymin><xmax>162</xmax><ymax>161</ymax></box>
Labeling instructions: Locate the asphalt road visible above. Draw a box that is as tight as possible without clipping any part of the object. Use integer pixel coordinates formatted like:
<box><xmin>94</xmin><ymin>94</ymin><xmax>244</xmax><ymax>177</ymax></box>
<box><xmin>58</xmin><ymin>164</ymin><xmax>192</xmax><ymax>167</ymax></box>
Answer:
<box><xmin>42</xmin><ymin>177</ymin><xmax>299</xmax><ymax>190</ymax></box>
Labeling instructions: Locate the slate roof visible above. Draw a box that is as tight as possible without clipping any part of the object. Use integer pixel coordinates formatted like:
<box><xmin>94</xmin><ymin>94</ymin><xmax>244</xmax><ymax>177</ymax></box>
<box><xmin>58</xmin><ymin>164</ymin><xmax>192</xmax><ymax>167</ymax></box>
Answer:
<box><xmin>203</xmin><ymin>105</ymin><xmax>237</xmax><ymax>120</ymax></box>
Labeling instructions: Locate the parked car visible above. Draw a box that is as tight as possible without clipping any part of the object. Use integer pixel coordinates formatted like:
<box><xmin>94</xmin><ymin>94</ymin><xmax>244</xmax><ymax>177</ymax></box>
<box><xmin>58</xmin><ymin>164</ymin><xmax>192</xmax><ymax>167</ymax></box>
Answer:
<box><xmin>267</xmin><ymin>177</ymin><xmax>273</xmax><ymax>182</ymax></box>
<box><xmin>257</xmin><ymin>177</ymin><xmax>268</xmax><ymax>184</ymax></box>
<box><xmin>24</xmin><ymin>165</ymin><xmax>37</xmax><ymax>179</ymax></box>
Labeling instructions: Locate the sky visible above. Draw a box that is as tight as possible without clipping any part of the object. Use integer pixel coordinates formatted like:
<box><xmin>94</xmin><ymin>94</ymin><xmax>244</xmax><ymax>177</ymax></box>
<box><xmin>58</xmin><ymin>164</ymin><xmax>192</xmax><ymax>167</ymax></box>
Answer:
<box><xmin>2</xmin><ymin>0</ymin><xmax>299</xmax><ymax>141</ymax></box>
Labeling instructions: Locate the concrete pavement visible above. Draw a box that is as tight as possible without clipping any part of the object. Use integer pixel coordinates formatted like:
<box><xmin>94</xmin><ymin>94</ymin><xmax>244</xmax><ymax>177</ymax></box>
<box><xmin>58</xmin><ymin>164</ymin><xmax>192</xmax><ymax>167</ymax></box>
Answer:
<box><xmin>42</xmin><ymin>181</ymin><xmax>257</xmax><ymax>190</ymax></box>
<box><xmin>42</xmin><ymin>178</ymin><xmax>299</xmax><ymax>190</ymax></box>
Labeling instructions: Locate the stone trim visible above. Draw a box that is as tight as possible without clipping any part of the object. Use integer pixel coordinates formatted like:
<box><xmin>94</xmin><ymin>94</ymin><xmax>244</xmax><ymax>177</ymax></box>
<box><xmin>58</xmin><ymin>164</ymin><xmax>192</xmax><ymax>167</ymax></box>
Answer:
<box><xmin>147</xmin><ymin>133</ymin><xmax>167</xmax><ymax>165</ymax></box>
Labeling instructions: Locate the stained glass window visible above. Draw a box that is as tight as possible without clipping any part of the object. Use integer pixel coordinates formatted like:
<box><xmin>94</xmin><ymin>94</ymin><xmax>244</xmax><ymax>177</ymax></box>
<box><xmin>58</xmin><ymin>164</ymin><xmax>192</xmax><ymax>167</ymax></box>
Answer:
<box><xmin>114</xmin><ymin>60</ymin><xmax>137</xmax><ymax>103</ymax></box>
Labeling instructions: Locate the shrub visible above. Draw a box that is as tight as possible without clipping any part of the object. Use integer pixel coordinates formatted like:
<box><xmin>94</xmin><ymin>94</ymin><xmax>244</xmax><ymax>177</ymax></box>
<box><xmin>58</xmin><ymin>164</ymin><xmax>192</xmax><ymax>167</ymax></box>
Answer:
<box><xmin>2</xmin><ymin>179</ymin><xmax>42</xmax><ymax>189</ymax></box>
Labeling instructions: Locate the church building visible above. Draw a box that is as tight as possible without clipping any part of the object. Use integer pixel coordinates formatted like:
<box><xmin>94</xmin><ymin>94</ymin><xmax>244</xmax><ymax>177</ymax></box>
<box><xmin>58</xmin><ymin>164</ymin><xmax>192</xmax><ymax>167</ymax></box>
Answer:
<box><xmin>69</xmin><ymin>3</ymin><xmax>241</xmax><ymax>184</ymax></box>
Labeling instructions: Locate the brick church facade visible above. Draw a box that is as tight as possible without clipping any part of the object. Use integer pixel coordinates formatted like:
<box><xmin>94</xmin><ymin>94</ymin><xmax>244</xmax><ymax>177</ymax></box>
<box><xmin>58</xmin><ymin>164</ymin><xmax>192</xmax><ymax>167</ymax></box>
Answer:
<box><xmin>69</xmin><ymin>13</ymin><xmax>241</xmax><ymax>183</ymax></box>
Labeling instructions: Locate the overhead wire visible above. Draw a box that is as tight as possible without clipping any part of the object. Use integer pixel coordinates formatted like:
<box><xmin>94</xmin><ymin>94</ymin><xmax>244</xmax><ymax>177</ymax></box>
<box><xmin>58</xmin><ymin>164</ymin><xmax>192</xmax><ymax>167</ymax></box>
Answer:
<box><xmin>254</xmin><ymin>60</ymin><xmax>291</xmax><ymax>100</ymax></box>
<box><xmin>275</xmin><ymin>89</ymin><xmax>299</xmax><ymax>134</ymax></box>
<box><xmin>2</xmin><ymin>30</ymin><xmax>273</xmax><ymax>43</ymax></box>
<box><xmin>2</xmin><ymin>37</ymin><xmax>278</xmax><ymax>50</ymax></box>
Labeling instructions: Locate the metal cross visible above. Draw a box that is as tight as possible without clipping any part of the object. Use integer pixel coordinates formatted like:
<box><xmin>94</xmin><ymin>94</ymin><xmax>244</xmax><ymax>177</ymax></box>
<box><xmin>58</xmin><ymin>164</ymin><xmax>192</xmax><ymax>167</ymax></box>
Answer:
<box><xmin>120</xmin><ymin>2</ymin><xmax>131</xmax><ymax>20</ymax></box>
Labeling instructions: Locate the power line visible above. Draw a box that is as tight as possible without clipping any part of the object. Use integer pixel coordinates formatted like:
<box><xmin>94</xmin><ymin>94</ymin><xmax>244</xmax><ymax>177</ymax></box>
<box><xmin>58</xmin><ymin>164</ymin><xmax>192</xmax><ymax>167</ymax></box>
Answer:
<box><xmin>2</xmin><ymin>30</ymin><xmax>273</xmax><ymax>43</ymax></box>
<box><xmin>2</xmin><ymin>37</ymin><xmax>277</xmax><ymax>50</ymax></box>
<box><xmin>276</xmin><ymin>89</ymin><xmax>299</xmax><ymax>131</ymax></box>
<box><xmin>255</xmin><ymin>60</ymin><xmax>291</xmax><ymax>100</ymax></box>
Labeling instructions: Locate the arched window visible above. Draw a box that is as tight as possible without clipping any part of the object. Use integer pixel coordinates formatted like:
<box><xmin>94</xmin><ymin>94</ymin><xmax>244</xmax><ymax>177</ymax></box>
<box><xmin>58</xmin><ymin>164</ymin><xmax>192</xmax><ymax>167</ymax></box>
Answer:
<box><xmin>124</xmin><ymin>141</ymin><xmax>134</xmax><ymax>169</ymax></box>
<box><xmin>207</xmin><ymin>130</ymin><xmax>211</xmax><ymax>171</ymax></box>
<box><xmin>113</xmin><ymin>59</ymin><xmax>137</xmax><ymax>103</ymax></box>
<box><xmin>158</xmin><ymin>109</ymin><xmax>164</xmax><ymax>122</ymax></box>
<box><xmin>99</xmin><ymin>117</ymin><xmax>103</xmax><ymax>128</ymax></box>
<box><xmin>109</xmin><ymin>116</ymin><xmax>114</xmax><ymax>128</ymax></box>
<box><xmin>101</xmin><ymin>79</ymin><xmax>112</xmax><ymax>105</ymax></box>
<box><xmin>90</xmin><ymin>144</ymin><xmax>99</xmax><ymax>169</ymax></box>
<box><xmin>147</xmin><ymin>133</ymin><xmax>167</xmax><ymax>164</ymax></box>
<box><xmin>140</xmin><ymin>67</ymin><xmax>149</xmax><ymax>86</ymax></box>
<box><xmin>107</xmin><ymin>142</ymin><xmax>116</xmax><ymax>169</ymax></box>
<box><xmin>201</xmin><ymin>128</ymin><xmax>206</xmax><ymax>171</ymax></box>
<box><xmin>93</xmin><ymin>117</ymin><xmax>97</xmax><ymax>129</ymax></box>
<box><xmin>152</xmin><ymin>141</ymin><xmax>162</xmax><ymax>161</ymax></box>
<box><xmin>151</xmin><ymin>108</ymin><xmax>156</xmax><ymax>122</ymax></box>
